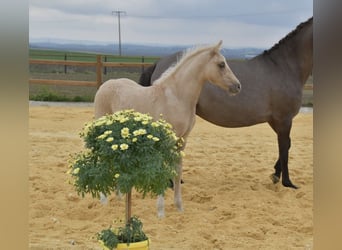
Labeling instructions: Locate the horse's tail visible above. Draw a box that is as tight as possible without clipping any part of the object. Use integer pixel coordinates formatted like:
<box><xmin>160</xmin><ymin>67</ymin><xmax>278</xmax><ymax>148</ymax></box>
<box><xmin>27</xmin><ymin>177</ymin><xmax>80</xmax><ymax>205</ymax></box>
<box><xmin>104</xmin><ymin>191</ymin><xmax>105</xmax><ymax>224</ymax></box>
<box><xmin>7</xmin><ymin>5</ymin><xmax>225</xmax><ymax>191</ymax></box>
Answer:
<box><xmin>138</xmin><ymin>63</ymin><xmax>157</xmax><ymax>87</ymax></box>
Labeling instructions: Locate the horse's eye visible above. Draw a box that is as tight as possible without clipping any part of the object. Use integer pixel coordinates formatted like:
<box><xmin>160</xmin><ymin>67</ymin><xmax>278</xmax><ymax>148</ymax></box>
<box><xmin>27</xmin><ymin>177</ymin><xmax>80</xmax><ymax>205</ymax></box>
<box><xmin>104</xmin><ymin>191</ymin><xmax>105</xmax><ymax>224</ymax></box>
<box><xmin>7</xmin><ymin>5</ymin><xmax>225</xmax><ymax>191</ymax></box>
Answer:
<box><xmin>218</xmin><ymin>62</ymin><xmax>225</xmax><ymax>69</ymax></box>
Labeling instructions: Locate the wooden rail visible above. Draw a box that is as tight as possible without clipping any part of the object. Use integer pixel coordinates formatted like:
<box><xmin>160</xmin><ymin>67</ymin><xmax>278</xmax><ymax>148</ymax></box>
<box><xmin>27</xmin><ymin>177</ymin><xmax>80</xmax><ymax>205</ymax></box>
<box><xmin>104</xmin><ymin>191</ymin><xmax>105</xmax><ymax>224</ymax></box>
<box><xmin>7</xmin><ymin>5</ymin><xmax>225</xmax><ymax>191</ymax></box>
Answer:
<box><xmin>29</xmin><ymin>55</ymin><xmax>313</xmax><ymax>90</ymax></box>
<box><xmin>29</xmin><ymin>59</ymin><xmax>97</xmax><ymax>66</ymax></box>
<box><xmin>29</xmin><ymin>55</ymin><xmax>154</xmax><ymax>88</ymax></box>
<box><xmin>304</xmin><ymin>85</ymin><xmax>313</xmax><ymax>90</ymax></box>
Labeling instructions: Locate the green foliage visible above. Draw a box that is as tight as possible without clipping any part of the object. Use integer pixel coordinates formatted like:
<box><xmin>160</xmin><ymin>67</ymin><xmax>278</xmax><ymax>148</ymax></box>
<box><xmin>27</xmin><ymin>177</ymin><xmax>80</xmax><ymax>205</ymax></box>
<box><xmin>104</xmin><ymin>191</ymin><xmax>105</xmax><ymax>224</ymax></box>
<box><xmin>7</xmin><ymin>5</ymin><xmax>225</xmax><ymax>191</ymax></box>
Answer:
<box><xmin>98</xmin><ymin>216</ymin><xmax>148</xmax><ymax>250</ymax></box>
<box><xmin>29</xmin><ymin>87</ymin><xmax>93</xmax><ymax>102</ymax></box>
<box><xmin>69</xmin><ymin>109</ymin><xmax>183</xmax><ymax>198</ymax></box>
<box><xmin>97</xmin><ymin>228</ymin><xmax>120</xmax><ymax>250</ymax></box>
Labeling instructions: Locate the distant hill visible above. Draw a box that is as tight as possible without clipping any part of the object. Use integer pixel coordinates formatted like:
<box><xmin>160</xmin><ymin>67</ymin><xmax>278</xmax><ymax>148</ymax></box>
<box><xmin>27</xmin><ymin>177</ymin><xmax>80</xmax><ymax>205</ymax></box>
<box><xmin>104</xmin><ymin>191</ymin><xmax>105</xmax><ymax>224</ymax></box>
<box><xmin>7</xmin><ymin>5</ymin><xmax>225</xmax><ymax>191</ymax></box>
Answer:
<box><xmin>29</xmin><ymin>39</ymin><xmax>265</xmax><ymax>59</ymax></box>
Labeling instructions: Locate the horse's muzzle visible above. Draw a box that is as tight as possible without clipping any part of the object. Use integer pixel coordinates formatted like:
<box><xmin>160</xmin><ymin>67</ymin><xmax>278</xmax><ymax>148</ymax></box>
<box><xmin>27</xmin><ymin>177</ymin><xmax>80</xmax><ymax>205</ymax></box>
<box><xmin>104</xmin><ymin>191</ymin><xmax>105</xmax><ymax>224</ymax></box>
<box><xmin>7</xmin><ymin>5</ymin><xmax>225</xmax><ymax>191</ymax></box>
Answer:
<box><xmin>228</xmin><ymin>81</ymin><xmax>241</xmax><ymax>95</ymax></box>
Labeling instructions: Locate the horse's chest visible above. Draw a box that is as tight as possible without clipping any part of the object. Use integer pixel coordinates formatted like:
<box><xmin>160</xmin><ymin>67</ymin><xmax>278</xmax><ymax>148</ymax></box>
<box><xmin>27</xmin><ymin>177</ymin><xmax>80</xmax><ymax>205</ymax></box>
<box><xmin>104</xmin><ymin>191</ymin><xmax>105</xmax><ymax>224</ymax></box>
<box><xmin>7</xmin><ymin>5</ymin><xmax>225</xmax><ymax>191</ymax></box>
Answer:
<box><xmin>169</xmin><ymin>113</ymin><xmax>196</xmax><ymax>138</ymax></box>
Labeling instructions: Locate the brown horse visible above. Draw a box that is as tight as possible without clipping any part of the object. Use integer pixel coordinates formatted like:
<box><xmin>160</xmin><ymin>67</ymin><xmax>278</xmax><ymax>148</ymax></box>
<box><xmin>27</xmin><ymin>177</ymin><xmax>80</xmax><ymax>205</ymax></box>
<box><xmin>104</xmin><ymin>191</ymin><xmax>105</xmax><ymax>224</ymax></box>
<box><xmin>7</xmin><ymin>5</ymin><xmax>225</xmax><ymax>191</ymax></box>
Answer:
<box><xmin>94</xmin><ymin>41</ymin><xmax>241</xmax><ymax>217</ymax></box>
<box><xmin>139</xmin><ymin>17</ymin><xmax>313</xmax><ymax>189</ymax></box>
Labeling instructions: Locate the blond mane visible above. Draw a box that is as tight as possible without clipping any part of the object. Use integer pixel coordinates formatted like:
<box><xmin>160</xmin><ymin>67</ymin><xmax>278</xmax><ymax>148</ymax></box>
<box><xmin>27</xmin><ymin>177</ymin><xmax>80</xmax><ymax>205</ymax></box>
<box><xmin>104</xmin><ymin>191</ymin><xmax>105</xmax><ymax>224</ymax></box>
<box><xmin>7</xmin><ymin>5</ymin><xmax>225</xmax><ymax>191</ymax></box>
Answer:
<box><xmin>153</xmin><ymin>43</ymin><xmax>219</xmax><ymax>85</ymax></box>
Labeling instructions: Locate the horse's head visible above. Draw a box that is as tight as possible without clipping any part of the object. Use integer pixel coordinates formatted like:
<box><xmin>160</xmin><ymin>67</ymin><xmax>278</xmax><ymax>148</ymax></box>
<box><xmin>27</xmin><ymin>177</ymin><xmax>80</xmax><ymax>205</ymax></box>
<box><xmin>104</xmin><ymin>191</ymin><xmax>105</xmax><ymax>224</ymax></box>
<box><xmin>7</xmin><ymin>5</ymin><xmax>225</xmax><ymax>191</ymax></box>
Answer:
<box><xmin>205</xmin><ymin>40</ymin><xmax>241</xmax><ymax>95</ymax></box>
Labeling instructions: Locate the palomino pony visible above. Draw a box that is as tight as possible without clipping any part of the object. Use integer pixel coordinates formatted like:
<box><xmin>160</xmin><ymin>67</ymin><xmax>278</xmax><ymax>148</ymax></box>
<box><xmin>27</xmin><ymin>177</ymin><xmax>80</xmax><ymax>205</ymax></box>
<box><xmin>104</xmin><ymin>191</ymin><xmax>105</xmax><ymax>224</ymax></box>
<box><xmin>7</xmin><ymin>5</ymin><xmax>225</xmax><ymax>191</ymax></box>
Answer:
<box><xmin>139</xmin><ymin>17</ymin><xmax>313</xmax><ymax>189</ymax></box>
<box><xmin>94</xmin><ymin>41</ymin><xmax>241</xmax><ymax>217</ymax></box>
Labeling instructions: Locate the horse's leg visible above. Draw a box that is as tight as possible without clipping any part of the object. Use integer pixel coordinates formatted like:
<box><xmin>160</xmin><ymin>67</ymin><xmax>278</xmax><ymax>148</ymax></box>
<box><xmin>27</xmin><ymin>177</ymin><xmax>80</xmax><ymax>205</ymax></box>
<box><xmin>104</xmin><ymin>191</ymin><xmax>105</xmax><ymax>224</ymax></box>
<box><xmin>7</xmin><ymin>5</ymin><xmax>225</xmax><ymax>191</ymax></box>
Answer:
<box><xmin>156</xmin><ymin>162</ymin><xmax>183</xmax><ymax>218</ymax></box>
<box><xmin>99</xmin><ymin>193</ymin><xmax>108</xmax><ymax>205</ymax></box>
<box><xmin>157</xmin><ymin>195</ymin><xmax>165</xmax><ymax>218</ymax></box>
<box><xmin>269</xmin><ymin>119</ymin><xmax>298</xmax><ymax>189</ymax></box>
<box><xmin>271</xmin><ymin>159</ymin><xmax>281</xmax><ymax>184</ymax></box>
<box><xmin>174</xmin><ymin>162</ymin><xmax>184</xmax><ymax>212</ymax></box>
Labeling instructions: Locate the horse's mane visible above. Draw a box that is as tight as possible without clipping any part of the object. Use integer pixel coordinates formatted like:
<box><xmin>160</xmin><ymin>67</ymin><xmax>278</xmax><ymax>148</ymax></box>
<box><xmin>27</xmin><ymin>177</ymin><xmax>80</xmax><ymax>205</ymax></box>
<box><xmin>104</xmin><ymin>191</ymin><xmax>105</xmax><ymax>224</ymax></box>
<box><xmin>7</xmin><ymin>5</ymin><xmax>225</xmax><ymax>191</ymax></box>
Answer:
<box><xmin>262</xmin><ymin>17</ymin><xmax>313</xmax><ymax>55</ymax></box>
<box><xmin>153</xmin><ymin>44</ymin><xmax>216</xmax><ymax>85</ymax></box>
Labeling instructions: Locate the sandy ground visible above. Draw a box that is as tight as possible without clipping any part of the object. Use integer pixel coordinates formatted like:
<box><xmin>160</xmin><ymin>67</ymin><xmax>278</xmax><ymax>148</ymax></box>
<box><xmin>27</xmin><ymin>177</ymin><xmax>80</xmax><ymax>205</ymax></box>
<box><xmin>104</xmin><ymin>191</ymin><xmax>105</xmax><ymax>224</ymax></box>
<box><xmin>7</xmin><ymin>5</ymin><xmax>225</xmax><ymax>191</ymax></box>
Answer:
<box><xmin>29</xmin><ymin>105</ymin><xmax>313</xmax><ymax>250</ymax></box>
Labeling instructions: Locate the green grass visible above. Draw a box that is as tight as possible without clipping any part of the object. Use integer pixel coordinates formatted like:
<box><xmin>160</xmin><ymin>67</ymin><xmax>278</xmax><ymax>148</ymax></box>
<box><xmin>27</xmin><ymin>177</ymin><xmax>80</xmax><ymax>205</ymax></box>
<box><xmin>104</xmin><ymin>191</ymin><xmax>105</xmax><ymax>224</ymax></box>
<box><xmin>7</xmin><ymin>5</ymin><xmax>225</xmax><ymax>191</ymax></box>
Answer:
<box><xmin>29</xmin><ymin>85</ymin><xmax>89</xmax><ymax>103</ymax></box>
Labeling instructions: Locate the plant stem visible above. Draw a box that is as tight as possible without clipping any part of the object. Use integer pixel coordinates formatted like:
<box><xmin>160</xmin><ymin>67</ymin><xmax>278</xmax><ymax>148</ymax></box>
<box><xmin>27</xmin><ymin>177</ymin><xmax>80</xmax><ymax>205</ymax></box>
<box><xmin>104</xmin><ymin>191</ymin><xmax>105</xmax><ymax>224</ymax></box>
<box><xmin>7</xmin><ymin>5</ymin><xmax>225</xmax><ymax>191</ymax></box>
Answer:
<box><xmin>126</xmin><ymin>190</ymin><xmax>132</xmax><ymax>224</ymax></box>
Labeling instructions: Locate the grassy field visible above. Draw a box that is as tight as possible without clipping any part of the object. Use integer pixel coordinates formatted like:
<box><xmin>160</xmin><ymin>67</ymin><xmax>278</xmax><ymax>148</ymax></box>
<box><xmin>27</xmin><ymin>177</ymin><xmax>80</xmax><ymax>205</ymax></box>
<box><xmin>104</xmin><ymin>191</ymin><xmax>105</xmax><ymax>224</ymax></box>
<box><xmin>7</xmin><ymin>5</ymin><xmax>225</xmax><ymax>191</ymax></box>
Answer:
<box><xmin>29</xmin><ymin>49</ymin><xmax>313</xmax><ymax>106</ymax></box>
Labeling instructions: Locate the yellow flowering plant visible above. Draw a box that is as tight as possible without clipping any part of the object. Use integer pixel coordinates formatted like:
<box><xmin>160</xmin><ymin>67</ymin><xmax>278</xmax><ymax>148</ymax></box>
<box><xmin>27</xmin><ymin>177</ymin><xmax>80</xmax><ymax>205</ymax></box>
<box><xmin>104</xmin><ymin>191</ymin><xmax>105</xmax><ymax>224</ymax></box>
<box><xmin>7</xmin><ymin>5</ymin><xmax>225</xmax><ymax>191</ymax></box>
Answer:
<box><xmin>69</xmin><ymin>109</ymin><xmax>183</xmax><ymax>249</ymax></box>
<box><xmin>70</xmin><ymin>109</ymin><xmax>182</xmax><ymax>198</ymax></box>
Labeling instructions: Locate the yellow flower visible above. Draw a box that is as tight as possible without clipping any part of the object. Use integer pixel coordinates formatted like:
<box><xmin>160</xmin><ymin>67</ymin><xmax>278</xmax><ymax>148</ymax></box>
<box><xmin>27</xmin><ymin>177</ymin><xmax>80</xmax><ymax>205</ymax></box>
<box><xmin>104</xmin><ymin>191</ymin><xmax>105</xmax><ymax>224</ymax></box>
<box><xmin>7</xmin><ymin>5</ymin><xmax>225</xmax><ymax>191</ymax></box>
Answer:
<box><xmin>114</xmin><ymin>173</ymin><xmax>120</xmax><ymax>178</ymax></box>
<box><xmin>105</xmin><ymin>120</ymin><xmax>113</xmax><ymax>126</ymax></box>
<box><xmin>97</xmin><ymin>134</ymin><xmax>107</xmax><ymax>140</ymax></box>
<box><xmin>111</xmin><ymin>144</ymin><xmax>118</xmax><ymax>151</ymax></box>
<box><xmin>152</xmin><ymin>137</ymin><xmax>160</xmax><ymax>141</ymax></box>
<box><xmin>106</xmin><ymin>137</ymin><xmax>114</xmax><ymax>142</ymax></box>
<box><xmin>121</xmin><ymin>127</ymin><xmax>130</xmax><ymax>138</ymax></box>
<box><xmin>94</xmin><ymin>120</ymin><xmax>106</xmax><ymax>126</ymax></box>
<box><xmin>73</xmin><ymin>168</ymin><xmax>80</xmax><ymax>174</ymax></box>
<box><xmin>132</xmin><ymin>138</ymin><xmax>137</xmax><ymax>142</ymax></box>
<box><xmin>104</xmin><ymin>130</ymin><xmax>112</xmax><ymax>135</ymax></box>
<box><xmin>151</xmin><ymin>122</ymin><xmax>159</xmax><ymax>127</ymax></box>
<box><xmin>82</xmin><ymin>122</ymin><xmax>92</xmax><ymax>135</ymax></box>
<box><xmin>119</xmin><ymin>117</ymin><xmax>128</xmax><ymax>123</ymax></box>
<box><xmin>172</xmin><ymin>134</ymin><xmax>179</xmax><ymax>141</ymax></box>
<box><xmin>147</xmin><ymin>134</ymin><xmax>153</xmax><ymax>139</ymax></box>
<box><xmin>112</xmin><ymin>227</ymin><xmax>120</xmax><ymax>235</ymax></box>
<box><xmin>133</xmin><ymin>129</ymin><xmax>147</xmax><ymax>136</ymax></box>
<box><xmin>120</xmin><ymin>143</ymin><xmax>129</xmax><ymax>150</ymax></box>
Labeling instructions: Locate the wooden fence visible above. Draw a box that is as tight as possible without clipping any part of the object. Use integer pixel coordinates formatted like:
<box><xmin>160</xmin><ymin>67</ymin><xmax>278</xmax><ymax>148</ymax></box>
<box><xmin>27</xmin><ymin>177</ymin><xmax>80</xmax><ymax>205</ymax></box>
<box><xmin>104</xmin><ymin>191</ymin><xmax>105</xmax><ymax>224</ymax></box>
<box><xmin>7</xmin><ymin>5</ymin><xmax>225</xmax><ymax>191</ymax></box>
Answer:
<box><xmin>29</xmin><ymin>55</ymin><xmax>313</xmax><ymax>90</ymax></box>
<box><xmin>29</xmin><ymin>55</ymin><xmax>154</xmax><ymax>88</ymax></box>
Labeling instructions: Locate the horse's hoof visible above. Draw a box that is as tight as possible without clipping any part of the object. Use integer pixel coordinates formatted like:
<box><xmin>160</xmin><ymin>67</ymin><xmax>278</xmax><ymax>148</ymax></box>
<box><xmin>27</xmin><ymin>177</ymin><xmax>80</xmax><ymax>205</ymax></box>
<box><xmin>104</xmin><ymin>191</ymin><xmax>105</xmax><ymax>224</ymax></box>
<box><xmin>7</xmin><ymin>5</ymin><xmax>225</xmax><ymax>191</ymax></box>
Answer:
<box><xmin>176</xmin><ymin>205</ymin><xmax>184</xmax><ymax>213</ymax></box>
<box><xmin>157</xmin><ymin>212</ymin><xmax>165</xmax><ymax>218</ymax></box>
<box><xmin>174</xmin><ymin>198</ymin><xmax>184</xmax><ymax>213</ymax></box>
<box><xmin>282</xmin><ymin>180</ymin><xmax>298</xmax><ymax>189</ymax></box>
<box><xmin>270</xmin><ymin>174</ymin><xmax>280</xmax><ymax>184</ymax></box>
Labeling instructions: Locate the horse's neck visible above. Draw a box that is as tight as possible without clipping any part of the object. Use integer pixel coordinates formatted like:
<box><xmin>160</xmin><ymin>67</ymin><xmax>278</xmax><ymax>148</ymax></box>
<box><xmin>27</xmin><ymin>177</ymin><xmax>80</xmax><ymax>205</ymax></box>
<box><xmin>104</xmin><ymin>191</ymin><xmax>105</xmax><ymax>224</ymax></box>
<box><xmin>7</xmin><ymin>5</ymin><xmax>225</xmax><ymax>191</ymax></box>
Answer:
<box><xmin>262</xmin><ymin>26</ymin><xmax>313</xmax><ymax>85</ymax></box>
<box><xmin>160</xmin><ymin>55</ymin><xmax>208</xmax><ymax>107</ymax></box>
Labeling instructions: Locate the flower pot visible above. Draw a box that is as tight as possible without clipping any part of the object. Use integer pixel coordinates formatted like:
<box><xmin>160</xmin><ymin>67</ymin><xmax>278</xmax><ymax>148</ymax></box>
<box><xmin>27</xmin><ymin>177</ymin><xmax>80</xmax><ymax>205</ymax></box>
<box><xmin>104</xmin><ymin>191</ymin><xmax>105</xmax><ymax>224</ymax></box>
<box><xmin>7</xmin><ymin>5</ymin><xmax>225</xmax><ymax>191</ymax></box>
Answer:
<box><xmin>116</xmin><ymin>240</ymin><xmax>149</xmax><ymax>250</ymax></box>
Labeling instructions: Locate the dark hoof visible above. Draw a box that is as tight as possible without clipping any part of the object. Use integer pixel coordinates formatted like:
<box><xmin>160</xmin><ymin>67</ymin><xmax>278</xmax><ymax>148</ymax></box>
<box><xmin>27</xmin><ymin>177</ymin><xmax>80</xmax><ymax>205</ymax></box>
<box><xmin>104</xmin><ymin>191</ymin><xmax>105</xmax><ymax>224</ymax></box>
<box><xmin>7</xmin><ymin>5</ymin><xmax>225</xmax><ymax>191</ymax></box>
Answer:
<box><xmin>270</xmin><ymin>174</ymin><xmax>280</xmax><ymax>184</ymax></box>
<box><xmin>282</xmin><ymin>180</ymin><xmax>298</xmax><ymax>189</ymax></box>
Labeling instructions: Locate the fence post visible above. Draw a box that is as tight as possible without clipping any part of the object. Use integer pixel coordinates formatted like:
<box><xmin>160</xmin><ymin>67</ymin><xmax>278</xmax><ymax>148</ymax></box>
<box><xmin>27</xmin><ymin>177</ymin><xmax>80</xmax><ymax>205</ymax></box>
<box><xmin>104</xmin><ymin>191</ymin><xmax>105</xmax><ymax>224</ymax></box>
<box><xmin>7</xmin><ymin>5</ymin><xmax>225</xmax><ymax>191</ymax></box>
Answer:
<box><xmin>64</xmin><ymin>54</ymin><xmax>67</xmax><ymax>74</ymax></box>
<box><xmin>96</xmin><ymin>55</ymin><xmax>103</xmax><ymax>88</ymax></box>
<box><xmin>103</xmin><ymin>56</ymin><xmax>107</xmax><ymax>75</ymax></box>
<box><xmin>141</xmin><ymin>56</ymin><xmax>145</xmax><ymax>73</ymax></box>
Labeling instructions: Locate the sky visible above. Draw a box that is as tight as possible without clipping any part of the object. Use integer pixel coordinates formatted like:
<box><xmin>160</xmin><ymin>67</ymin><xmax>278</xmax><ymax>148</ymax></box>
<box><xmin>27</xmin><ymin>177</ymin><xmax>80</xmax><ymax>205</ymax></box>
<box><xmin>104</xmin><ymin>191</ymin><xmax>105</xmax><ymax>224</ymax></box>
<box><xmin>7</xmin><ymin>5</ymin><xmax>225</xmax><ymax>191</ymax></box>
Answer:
<box><xmin>29</xmin><ymin>0</ymin><xmax>313</xmax><ymax>49</ymax></box>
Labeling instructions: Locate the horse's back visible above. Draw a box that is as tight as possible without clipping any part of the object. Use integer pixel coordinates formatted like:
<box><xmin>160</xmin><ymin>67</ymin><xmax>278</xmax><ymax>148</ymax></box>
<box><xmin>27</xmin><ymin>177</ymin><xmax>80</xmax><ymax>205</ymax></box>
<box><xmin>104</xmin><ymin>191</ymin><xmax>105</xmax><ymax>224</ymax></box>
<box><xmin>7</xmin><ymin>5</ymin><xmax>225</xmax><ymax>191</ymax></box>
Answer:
<box><xmin>94</xmin><ymin>78</ymin><xmax>143</xmax><ymax>118</ymax></box>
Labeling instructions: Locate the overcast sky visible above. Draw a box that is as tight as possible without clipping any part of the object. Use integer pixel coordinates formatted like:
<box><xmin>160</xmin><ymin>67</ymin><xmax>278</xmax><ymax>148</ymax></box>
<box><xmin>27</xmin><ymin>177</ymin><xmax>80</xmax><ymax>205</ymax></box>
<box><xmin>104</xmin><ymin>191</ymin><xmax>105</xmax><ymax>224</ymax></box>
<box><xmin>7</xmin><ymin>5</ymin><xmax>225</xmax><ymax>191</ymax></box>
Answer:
<box><xmin>29</xmin><ymin>0</ymin><xmax>313</xmax><ymax>49</ymax></box>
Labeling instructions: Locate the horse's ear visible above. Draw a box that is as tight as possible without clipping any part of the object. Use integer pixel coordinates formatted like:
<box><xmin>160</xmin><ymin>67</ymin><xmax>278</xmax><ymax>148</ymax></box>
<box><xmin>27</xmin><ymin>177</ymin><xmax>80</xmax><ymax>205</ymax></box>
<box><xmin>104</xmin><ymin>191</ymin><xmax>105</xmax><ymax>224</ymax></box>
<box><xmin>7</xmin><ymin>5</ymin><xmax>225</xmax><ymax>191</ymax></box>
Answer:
<box><xmin>213</xmin><ymin>40</ymin><xmax>223</xmax><ymax>54</ymax></box>
<box><xmin>216</xmin><ymin>40</ymin><xmax>223</xmax><ymax>49</ymax></box>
